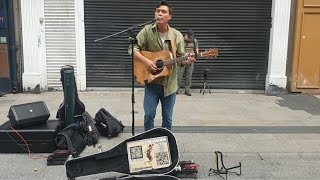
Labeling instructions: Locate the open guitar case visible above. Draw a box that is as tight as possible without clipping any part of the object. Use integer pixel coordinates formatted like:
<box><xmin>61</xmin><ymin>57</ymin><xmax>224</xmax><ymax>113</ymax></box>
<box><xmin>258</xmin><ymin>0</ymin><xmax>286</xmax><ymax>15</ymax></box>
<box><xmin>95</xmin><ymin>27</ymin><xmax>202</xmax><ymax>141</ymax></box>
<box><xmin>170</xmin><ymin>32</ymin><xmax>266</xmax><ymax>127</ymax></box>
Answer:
<box><xmin>65</xmin><ymin>128</ymin><xmax>180</xmax><ymax>180</ymax></box>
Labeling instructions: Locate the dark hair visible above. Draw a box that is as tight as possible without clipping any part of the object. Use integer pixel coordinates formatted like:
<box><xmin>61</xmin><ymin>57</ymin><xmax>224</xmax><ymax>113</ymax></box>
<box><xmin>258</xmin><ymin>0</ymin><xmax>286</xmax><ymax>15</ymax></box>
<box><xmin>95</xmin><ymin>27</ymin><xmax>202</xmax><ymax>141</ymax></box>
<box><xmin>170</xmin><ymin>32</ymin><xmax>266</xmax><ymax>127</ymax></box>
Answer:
<box><xmin>155</xmin><ymin>1</ymin><xmax>172</xmax><ymax>15</ymax></box>
<box><xmin>187</xmin><ymin>30</ymin><xmax>194</xmax><ymax>37</ymax></box>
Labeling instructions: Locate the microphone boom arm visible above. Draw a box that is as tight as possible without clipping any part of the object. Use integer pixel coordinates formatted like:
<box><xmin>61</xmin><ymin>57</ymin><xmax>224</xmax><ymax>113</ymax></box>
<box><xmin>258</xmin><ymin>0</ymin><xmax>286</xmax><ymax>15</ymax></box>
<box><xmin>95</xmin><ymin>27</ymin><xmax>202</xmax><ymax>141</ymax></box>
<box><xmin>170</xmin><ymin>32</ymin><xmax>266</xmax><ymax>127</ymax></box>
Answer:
<box><xmin>94</xmin><ymin>17</ymin><xmax>160</xmax><ymax>42</ymax></box>
<box><xmin>93</xmin><ymin>16</ymin><xmax>161</xmax><ymax>136</ymax></box>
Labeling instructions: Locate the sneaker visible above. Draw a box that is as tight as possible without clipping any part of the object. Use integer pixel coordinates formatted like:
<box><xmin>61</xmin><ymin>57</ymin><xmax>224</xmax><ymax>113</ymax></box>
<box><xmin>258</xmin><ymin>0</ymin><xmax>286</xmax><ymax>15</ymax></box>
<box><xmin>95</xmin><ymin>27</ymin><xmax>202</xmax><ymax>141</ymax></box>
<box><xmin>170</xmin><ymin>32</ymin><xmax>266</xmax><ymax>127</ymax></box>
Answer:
<box><xmin>185</xmin><ymin>89</ymin><xmax>192</xmax><ymax>96</ymax></box>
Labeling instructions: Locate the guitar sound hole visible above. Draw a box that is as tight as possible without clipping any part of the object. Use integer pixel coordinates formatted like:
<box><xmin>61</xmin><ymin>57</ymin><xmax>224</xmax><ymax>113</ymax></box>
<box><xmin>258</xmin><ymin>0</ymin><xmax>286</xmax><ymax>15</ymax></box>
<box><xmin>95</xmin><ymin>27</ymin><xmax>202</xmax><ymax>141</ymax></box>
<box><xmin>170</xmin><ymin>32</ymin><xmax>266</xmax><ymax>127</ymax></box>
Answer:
<box><xmin>150</xmin><ymin>60</ymin><xmax>164</xmax><ymax>75</ymax></box>
<box><xmin>155</xmin><ymin>60</ymin><xmax>164</xmax><ymax>70</ymax></box>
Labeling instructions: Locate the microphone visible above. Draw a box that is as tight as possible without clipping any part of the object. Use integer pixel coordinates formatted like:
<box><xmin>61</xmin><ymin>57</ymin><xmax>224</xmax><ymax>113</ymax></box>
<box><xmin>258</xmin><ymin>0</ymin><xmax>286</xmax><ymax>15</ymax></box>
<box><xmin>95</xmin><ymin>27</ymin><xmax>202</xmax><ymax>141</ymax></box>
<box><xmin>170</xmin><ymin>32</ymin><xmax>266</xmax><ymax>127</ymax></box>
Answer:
<box><xmin>155</xmin><ymin>16</ymin><xmax>162</xmax><ymax>21</ymax></box>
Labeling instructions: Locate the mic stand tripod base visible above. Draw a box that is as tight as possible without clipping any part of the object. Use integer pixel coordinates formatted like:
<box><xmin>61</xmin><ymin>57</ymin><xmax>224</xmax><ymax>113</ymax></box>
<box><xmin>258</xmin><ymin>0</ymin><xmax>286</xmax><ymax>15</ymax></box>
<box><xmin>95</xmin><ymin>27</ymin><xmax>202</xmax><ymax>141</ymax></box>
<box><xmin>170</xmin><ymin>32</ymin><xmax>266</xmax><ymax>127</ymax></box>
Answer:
<box><xmin>200</xmin><ymin>79</ymin><xmax>212</xmax><ymax>95</ymax></box>
<box><xmin>200</xmin><ymin>69</ymin><xmax>212</xmax><ymax>95</ymax></box>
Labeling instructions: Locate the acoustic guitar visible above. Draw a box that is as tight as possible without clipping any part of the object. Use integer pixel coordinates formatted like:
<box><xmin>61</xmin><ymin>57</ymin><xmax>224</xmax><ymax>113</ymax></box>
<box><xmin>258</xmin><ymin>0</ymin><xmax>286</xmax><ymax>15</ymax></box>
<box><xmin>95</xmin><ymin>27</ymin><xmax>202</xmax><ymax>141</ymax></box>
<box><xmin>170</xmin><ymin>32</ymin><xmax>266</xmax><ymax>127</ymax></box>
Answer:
<box><xmin>134</xmin><ymin>48</ymin><xmax>219</xmax><ymax>85</ymax></box>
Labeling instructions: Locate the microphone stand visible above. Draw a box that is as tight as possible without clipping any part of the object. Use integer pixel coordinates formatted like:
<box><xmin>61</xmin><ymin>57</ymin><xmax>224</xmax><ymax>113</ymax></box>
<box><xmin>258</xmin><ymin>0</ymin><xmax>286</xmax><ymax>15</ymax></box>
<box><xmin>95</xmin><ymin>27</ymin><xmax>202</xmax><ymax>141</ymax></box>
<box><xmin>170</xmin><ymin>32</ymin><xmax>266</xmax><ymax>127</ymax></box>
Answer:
<box><xmin>94</xmin><ymin>18</ymin><xmax>158</xmax><ymax>136</ymax></box>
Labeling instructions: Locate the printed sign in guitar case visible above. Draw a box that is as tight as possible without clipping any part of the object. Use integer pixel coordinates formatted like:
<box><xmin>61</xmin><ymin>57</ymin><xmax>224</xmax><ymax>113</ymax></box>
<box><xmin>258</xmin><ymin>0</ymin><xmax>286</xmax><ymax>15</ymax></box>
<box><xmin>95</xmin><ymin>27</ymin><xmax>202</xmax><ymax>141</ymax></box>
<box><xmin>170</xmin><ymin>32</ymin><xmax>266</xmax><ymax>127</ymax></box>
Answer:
<box><xmin>127</xmin><ymin>136</ymin><xmax>172</xmax><ymax>173</ymax></box>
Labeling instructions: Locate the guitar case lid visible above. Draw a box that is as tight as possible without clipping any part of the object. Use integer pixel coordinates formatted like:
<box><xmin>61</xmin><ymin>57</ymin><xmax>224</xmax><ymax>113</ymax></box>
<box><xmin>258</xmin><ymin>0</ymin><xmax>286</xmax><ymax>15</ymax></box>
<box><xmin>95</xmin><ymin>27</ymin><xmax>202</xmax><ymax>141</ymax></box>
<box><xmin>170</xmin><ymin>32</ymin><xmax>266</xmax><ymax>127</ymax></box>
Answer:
<box><xmin>101</xmin><ymin>174</ymin><xmax>180</xmax><ymax>180</ymax></box>
<box><xmin>65</xmin><ymin>128</ymin><xmax>179</xmax><ymax>179</ymax></box>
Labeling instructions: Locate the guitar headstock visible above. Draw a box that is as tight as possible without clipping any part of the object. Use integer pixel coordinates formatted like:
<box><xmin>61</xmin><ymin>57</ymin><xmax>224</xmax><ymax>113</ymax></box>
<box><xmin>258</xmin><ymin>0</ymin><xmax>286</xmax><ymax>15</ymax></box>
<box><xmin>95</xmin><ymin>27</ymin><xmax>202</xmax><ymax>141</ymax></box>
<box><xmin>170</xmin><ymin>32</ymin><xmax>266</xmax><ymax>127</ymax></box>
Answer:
<box><xmin>201</xmin><ymin>48</ymin><xmax>219</xmax><ymax>58</ymax></box>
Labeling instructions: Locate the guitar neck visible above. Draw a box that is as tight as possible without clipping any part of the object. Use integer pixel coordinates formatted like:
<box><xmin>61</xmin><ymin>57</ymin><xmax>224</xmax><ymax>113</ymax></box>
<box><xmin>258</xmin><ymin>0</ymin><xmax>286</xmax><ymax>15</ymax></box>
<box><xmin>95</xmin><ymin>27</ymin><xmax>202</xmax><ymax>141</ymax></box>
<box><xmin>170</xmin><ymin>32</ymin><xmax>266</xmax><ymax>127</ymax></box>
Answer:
<box><xmin>163</xmin><ymin>55</ymin><xmax>189</xmax><ymax>66</ymax></box>
<box><xmin>163</xmin><ymin>52</ymin><xmax>207</xmax><ymax>66</ymax></box>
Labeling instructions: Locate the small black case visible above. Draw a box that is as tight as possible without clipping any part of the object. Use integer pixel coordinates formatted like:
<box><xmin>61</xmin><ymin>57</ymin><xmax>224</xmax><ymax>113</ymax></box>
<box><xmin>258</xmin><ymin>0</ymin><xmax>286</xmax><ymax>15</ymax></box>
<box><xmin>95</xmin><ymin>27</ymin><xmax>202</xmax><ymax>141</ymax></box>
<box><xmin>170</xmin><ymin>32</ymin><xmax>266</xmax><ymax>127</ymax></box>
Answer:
<box><xmin>0</xmin><ymin>120</ymin><xmax>59</xmax><ymax>153</ymax></box>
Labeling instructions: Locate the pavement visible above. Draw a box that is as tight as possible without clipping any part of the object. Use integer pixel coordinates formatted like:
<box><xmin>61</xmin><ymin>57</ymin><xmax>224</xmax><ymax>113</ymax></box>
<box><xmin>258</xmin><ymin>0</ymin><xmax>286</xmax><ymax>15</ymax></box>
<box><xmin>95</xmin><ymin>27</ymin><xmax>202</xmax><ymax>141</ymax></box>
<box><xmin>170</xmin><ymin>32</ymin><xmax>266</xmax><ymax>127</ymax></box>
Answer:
<box><xmin>0</xmin><ymin>89</ymin><xmax>320</xmax><ymax>180</ymax></box>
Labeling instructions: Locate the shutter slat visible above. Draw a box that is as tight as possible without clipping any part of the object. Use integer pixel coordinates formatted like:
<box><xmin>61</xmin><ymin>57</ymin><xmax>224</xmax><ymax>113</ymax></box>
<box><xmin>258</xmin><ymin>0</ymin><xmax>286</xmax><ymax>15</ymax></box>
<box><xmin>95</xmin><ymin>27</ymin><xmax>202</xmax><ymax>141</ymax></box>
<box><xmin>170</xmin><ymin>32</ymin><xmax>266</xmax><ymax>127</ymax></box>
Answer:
<box><xmin>85</xmin><ymin>0</ymin><xmax>272</xmax><ymax>89</ymax></box>
<box><xmin>45</xmin><ymin>0</ymin><xmax>76</xmax><ymax>89</ymax></box>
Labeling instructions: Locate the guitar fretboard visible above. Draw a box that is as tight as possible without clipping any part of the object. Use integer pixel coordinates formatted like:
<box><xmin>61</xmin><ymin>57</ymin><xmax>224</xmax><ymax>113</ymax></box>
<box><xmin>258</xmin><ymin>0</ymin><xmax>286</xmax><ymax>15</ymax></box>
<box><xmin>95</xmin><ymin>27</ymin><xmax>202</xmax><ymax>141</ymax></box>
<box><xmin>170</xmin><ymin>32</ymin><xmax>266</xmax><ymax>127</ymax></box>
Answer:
<box><xmin>162</xmin><ymin>49</ymin><xmax>217</xmax><ymax>66</ymax></box>
<box><xmin>163</xmin><ymin>55</ymin><xmax>189</xmax><ymax>66</ymax></box>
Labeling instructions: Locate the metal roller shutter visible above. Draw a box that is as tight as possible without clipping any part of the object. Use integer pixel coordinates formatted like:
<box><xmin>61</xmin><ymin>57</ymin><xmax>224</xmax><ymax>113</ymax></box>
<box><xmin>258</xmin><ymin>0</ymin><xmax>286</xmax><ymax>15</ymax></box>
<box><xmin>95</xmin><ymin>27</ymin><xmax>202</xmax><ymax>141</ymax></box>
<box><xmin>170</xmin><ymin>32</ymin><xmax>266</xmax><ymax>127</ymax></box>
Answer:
<box><xmin>84</xmin><ymin>0</ymin><xmax>272</xmax><ymax>89</ymax></box>
<box><xmin>45</xmin><ymin>0</ymin><xmax>77</xmax><ymax>89</ymax></box>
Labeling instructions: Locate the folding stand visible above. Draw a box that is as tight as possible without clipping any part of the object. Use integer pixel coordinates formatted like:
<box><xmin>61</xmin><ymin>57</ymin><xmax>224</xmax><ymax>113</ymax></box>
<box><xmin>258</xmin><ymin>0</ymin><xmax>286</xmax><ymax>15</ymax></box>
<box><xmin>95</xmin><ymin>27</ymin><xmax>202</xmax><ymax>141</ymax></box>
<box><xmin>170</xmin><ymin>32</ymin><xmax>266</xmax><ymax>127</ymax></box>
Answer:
<box><xmin>208</xmin><ymin>151</ymin><xmax>241</xmax><ymax>180</ymax></box>
<box><xmin>199</xmin><ymin>69</ymin><xmax>211</xmax><ymax>95</ymax></box>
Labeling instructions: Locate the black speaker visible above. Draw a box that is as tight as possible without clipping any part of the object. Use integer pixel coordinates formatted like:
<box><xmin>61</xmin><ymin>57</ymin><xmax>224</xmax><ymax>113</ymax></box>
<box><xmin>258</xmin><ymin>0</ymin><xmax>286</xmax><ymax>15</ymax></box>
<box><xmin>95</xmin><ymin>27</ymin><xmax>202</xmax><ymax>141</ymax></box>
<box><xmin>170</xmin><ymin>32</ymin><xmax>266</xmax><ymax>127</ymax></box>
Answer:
<box><xmin>7</xmin><ymin>101</ymin><xmax>50</xmax><ymax>128</ymax></box>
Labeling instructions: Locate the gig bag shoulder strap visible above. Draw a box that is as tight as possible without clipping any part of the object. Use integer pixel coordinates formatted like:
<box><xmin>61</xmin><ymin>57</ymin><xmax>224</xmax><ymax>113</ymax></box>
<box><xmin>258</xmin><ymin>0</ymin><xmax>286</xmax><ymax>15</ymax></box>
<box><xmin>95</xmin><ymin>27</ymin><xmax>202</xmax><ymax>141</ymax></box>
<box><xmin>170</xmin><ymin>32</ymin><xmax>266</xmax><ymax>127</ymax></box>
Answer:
<box><xmin>170</xmin><ymin>28</ymin><xmax>176</xmax><ymax>59</ymax></box>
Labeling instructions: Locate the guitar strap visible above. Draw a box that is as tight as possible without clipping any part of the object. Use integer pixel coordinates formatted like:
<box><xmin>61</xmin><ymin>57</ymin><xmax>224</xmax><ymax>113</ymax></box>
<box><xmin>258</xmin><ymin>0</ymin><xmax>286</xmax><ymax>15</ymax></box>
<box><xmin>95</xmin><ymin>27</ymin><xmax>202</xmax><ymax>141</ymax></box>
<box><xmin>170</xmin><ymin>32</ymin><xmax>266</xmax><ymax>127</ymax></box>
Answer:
<box><xmin>170</xmin><ymin>28</ymin><xmax>177</xmax><ymax>59</ymax></box>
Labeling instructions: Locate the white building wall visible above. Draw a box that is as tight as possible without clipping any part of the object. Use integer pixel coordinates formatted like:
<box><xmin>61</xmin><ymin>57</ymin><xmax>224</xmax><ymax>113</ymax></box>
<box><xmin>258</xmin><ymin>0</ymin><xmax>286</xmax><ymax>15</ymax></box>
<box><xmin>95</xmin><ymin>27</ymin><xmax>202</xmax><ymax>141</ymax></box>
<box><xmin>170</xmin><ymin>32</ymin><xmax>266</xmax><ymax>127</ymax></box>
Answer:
<box><xmin>75</xmin><ymin>0</ymin><xmax>86</xmax><ymax>90</ymax></box>
<box><xmin>21</xmin><ymin>0</ymin><xmax>86</xmax><ymax>91</ymax></box>
<box><xmin>265</xmin><ymin>0</ymin><xmax>292</xmax><ymax>95</ymax></box>
<box><xmin>21</xmin><ymin>0</ymin><xmax>47</xmax><ymax>92</ymax></box>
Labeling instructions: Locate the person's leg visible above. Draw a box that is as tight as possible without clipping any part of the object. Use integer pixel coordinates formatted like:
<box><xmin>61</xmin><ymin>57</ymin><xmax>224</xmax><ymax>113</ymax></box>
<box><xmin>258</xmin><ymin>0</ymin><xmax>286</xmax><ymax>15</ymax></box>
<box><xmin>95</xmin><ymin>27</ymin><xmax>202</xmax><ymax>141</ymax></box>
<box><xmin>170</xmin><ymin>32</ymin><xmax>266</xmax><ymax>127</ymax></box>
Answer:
<box><xmin>177</xmin><ymin>64</ymin><xmax>186</xmax><ymax>94</ymax></box>
<box><xmin>160</xmin><ymin>90</ymin><xmax>176</xmax><ymax>131</ymax></box>
<box><xmin>185</xmin><ymin>63</ymin><xmax>194</xmax><ymax>96</ymax></box>
<box><xmin>143</xmin><ymin>84</ymin><xmax>160</xmax><ymax>131</ymax></box>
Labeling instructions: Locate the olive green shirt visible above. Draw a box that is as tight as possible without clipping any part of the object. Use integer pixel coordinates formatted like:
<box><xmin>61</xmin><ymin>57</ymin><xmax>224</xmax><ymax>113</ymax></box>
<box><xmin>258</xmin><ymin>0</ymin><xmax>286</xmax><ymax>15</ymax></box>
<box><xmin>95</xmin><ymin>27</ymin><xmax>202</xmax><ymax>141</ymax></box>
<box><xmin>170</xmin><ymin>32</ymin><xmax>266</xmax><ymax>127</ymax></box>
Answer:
<box><xmin>185</xmin><ymin>38</ymin><xmax>199</xmax><ymax>53</ymax></box>
<box><xmin>129</xmin><ymin>23</ymin><xmax>185</xmax><ymax>96</ymax></box>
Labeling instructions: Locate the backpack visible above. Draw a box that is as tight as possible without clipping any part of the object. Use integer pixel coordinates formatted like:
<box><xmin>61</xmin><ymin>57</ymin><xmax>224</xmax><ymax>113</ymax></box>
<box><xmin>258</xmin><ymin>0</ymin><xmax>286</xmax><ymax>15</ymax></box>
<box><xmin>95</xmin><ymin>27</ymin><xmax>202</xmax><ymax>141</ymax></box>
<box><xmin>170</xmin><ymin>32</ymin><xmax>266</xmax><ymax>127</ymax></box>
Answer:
<box><xmin>94</xmin><ymin>108</ymin><xmax>125</xmax><ymax>139</ymax></box>
<box><xmin>55</xmin><ymin>123</ymin><xmax>86</xmax><ymax>157</ymax></box>
<box><xmin>79</xmin><ymin>111</ymin><xmax>100</xmax><ymax>146</ymax></box>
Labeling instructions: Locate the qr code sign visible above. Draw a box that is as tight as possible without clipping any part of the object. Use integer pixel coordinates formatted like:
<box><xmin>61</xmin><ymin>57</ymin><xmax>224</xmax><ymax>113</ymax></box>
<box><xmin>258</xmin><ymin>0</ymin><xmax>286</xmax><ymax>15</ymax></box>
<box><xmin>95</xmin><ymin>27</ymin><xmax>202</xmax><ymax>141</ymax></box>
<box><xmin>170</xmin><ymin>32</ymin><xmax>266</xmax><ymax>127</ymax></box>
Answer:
<box><xmin>156</xmin><ymin>152</ymin><xmax>170</xmax><ymax>165</ymax></box>
<box><xmin>130</xmin><ymin>146</ymin><xmax>143</xmax><ymax>160</ymax></box>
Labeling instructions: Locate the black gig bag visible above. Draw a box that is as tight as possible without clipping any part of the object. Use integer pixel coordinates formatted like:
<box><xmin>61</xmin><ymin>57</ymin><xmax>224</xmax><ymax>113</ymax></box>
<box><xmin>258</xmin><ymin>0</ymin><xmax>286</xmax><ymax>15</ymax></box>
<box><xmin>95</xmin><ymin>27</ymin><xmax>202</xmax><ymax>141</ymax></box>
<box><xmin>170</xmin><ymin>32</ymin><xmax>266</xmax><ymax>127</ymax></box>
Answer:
<box><xmin>55</xmin><ymin>123</ymin><xmax>86</xmax><ymax>157</ymax></box>
<box><xmin>94</xmin><ymin>108</ymin><xmax>125</xmax><ymax>138</ymax></box>
<box><xmin>56</xmin><ymin>65</ymin><xmax>85</xmax><ymax>129</ymax></box>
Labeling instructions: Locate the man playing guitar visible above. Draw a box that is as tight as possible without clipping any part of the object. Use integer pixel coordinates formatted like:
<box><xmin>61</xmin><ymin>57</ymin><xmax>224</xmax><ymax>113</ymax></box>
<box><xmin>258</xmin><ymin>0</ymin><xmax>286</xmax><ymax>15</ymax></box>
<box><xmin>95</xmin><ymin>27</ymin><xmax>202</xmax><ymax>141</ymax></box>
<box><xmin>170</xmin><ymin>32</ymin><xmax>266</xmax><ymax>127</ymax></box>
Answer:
<box><xmin>129</xmin><ymin>0</ymin><xmax>196</xmax><ymax>131</ymax></box>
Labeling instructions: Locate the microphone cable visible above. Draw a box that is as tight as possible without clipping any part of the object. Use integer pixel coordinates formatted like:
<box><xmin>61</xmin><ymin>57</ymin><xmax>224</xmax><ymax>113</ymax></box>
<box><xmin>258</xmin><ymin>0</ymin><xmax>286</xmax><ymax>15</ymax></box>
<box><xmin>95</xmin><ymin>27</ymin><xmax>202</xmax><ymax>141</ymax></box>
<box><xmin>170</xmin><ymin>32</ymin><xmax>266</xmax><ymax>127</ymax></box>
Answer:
<box><xmin>7</xmin><ymin>126</ymin><xmax>48</xmax><ymax>160</ymax></box>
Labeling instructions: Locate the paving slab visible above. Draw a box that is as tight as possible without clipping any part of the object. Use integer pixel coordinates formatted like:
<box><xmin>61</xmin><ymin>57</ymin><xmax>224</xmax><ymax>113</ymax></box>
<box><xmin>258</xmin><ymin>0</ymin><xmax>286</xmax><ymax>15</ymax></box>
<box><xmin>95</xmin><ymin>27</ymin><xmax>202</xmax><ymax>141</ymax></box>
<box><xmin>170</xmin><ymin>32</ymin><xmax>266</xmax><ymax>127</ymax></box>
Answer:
<box><xmin>0</xmin><ymin>91</ymin><xmax>320</xmax><ymax>179</ymax></box>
